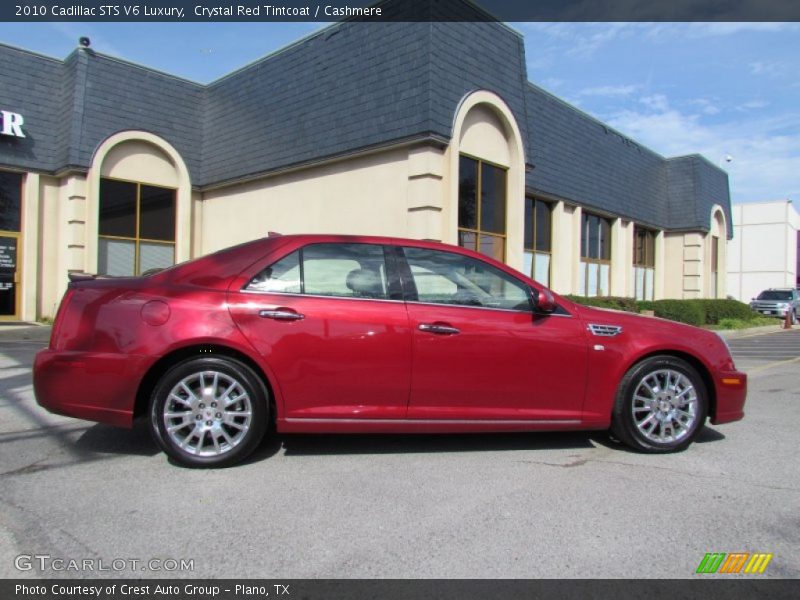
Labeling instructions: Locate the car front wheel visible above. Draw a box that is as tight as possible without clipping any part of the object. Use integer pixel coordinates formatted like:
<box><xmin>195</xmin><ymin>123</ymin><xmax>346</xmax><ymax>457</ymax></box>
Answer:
<box><xmin>149</xmin><ymin>356</ymin><xmax>268</xmax><ymax>467</ymax></box>
<box><xmin>611</xmin><ymin>356</ymin><xmax>708</xmax><ymax>453</ymax></box>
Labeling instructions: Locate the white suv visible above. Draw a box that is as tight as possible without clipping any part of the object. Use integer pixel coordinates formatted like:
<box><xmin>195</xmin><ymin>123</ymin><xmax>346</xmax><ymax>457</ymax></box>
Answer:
<box><xmin>750</xmin><ymin>288</ymin><xmax>800</xmax><ymax>324</ymax></box>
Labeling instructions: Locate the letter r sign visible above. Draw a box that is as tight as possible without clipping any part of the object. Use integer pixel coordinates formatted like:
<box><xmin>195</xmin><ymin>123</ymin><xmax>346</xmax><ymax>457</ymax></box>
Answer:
<box><xmin>1</xmin><ymin>111</ymin><xmax>25</xmax><ymax>138</ymax></box>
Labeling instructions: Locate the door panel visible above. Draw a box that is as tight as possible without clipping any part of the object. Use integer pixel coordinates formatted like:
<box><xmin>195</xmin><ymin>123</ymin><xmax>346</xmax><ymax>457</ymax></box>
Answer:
<box><xmin>407</xmin><ymin>304</ymin><xmax>588</xmax><ymax>420</ymax></box>
<box><xmin>397</xmin><ymin>245</ymin><xmax>589</xmax><ymax>421</ymax></box>
<box><xmin>228</xmin><ymin>242</ymin><xmax>412</xmax><ymax>420</ymax></box>
<box><xmin>230</xmin><ymin>294</ymin><xmax>411</xmax><ymax>419</ymax></box>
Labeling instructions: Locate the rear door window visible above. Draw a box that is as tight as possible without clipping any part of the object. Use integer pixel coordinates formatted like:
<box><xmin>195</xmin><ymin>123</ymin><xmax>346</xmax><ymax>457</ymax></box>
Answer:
<box><xmin>245</xmin><ymin>243</ymin><xmax>390</xmax><ymax>300</ymax></box>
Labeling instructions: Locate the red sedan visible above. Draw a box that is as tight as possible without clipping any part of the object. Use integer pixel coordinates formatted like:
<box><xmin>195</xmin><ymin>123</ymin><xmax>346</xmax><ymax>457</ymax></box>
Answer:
<box><xmin>34</xmin><ymin>234</ymin><xmax>747</xmax><ymax>467</ymax></box>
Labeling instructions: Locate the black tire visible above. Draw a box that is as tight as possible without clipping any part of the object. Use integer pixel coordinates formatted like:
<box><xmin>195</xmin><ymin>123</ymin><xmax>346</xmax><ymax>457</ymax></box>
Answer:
<box><xmin>149</xmin><ymin>356</ymin><xmax>268</xmax><ymax>468</ymax></box>
<box><xmin>611</xmin><ymin>355</ymin><xmax>708</xmax><ymax>453</ymax></box>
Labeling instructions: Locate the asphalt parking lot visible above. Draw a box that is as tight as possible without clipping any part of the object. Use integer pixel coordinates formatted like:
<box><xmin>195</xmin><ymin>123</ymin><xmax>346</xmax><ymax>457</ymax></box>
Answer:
<box><xmin>1</xmin><ymin>325</ymin><xmax>799</xmax><ymax>579</ymax></box>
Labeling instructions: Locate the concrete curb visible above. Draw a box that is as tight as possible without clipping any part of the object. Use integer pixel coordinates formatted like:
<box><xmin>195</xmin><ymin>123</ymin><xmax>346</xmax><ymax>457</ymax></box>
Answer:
<box><xmin>715</xmin><ymin>323</ymin><xmax>795</xmax><ymax>339</ymax></box>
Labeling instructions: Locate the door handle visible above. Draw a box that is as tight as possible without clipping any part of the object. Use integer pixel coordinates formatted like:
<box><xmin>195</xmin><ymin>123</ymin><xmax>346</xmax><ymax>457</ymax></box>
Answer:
<box><xmin>259</xmin><ymin>309</ymin><xmax>304</xmax><ymax>321</ymax></box>
<box><xmin>418</xmin><ymin>323</ymin><xmax>460</xmax><ymax>335</ymax></box>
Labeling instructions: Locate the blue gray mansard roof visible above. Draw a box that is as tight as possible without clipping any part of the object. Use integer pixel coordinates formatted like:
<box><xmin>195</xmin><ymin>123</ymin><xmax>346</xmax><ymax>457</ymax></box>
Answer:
<box><xmin>0</xmin><ymin>0</ymin><xmax>732</xmax><ymax>237</ymax></box>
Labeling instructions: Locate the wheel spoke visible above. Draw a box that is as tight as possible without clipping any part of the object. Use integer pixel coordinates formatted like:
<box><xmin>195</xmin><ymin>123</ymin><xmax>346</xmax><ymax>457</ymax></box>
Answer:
<box><xmin>169</xmin><ymin>393</ymin><xmax>193</xmax><ymax>408</ymax></box>
<box><xmin>211</xmin><ymin>430</ymin><xmax>222</xmax><ymax>453</ymax></box>
<box><xmin>164</xmin><ymin>411</ymin><xmax>190</xmax><ymax>420</ymax></box>
<box><xmin>177</xmin><ymin>426</ymin><xmax>198</xmax><ymax>449</ymax></box>
<box><xmin>179</xmin><ymin>382</ymin><xmax>198</xmax><ymax>401</ymax></box>
<box><xmin>219</xmin><ymin>427</ymin><xmax>234</xmax><ymax>446</ymax></box>
<box><xmin>636</xmin><ymin>413</ymin><xmax>656</xmax><ymax>428</ymax></box>
<box><xmin>224</xmin><ymin>392</ymin><xmax>247</xmax><ymax>408</ymax></box>
<box><xmin>167</xmin><ymin>421</ymin><xmax>190</xmax><ymax>433</ymax></box>
<box><xmin>195</xmin><ymin>430</ymin><xmax>206</xmax><ymax>453</ymax></box>
<box><xmin>224</xmin><ymin>410</ymin><xmax>252</xmax><ymax>418</ymax></box>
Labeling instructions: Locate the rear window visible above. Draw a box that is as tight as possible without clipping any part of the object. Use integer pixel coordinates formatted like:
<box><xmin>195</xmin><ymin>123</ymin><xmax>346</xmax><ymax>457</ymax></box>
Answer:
<box><xmin>757</xmin><ymin>290</ymin><xmax>793</xmax><ymax>301</ymax></box>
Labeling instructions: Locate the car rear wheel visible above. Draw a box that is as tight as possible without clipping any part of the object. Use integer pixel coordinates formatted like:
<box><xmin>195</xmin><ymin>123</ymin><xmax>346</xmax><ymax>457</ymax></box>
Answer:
<box><xmin>149</xmin><ymin>356</ymin><xmax>268</xmax><ymax>467</ymax></box>
<box><xmin>611</xmin><ymin>355</ymin><xmax>708</xmax><ymax>453</ymax></box>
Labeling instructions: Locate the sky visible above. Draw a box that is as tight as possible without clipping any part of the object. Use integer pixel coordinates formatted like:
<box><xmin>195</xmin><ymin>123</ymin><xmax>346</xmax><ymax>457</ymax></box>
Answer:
<box><xmin>0</xmin><ymin>21</ymin><xmax>797</xmax><ymax>204</ymax></box>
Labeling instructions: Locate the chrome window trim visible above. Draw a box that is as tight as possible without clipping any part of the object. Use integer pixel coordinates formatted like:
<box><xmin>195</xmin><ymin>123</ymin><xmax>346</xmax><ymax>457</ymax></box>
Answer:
<box><xmin>405</xmin><ymin>299</ymin><xmax>533</xmax><ymax>315</ymax></box>
<box><xmin>239</xmin><ymin>288</ymin><xmax>405</xmax><ymax>304</ymax></box>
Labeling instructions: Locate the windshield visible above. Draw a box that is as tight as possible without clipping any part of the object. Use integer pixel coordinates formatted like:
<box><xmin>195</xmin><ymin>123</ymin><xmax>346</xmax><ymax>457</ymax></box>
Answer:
<box><xmin>757</xmin><ymin>290</ymin><xmax>793</xmax><ymax>301</ymax></box>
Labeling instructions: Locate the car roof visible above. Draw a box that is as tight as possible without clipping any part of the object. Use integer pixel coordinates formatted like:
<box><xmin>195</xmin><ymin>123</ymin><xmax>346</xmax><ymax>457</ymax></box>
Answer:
<box><xmin>164</xmin><ymin>233</ymin><xmax>537</xmax><ymax>290</ymax></box>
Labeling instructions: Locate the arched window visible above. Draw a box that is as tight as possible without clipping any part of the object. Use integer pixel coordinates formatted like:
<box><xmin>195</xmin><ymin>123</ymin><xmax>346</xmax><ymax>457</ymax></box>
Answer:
<box><xmin>98</xmin><ymin>178</ymin><xmax>176</xmax><ymax>276</ymax></box>
<box><xmin>90</xmin><ymin>133</ymin><xmax>190</xmax><ymax>277</ymax></box>
<box><xmin>458</xmin><ymin>154</ymin><xmax>507</xmax><ymax>261</ymax></box>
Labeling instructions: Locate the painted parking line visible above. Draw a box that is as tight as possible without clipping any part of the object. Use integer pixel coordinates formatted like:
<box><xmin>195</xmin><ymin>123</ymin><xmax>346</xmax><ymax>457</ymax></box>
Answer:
<box><xmin>746</xmin><ymin>356</ymin><xmax>800</xmax><ymax>375</ymax></box>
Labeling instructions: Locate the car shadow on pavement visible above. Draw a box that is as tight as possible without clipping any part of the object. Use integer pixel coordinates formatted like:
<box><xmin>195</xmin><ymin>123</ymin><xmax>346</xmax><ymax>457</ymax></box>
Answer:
<box><xmin>695</xmin><ymin>426</ymin><xmax>726</xmax><ymax>443</ymax></box>
<box><xmin>74</xmin><ymin>422</ymin><xmax>160</xmax><ymax>457</ymax></box>
<box><xmin>588</xmin><ymin>426</ymin><xmax>726</xmax><ymax>453</ymax></box>
<box><xmin>270</xmin><ymin>430</ymin><xmax>596</xmax><ymax>457</ymax></box>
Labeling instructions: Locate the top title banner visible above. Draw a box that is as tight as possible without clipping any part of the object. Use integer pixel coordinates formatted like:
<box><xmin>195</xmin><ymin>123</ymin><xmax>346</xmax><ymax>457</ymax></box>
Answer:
<box><xmin>4</xmin><ymin>0</ymin><xmax>800</xmax><ymax>22</ymax></box>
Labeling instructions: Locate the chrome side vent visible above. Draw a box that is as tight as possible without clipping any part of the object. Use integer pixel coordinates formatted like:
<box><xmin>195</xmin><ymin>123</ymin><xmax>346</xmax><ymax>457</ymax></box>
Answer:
<box><xmin>588</xmin><ymin>324</ymin><xmax>623</xmax><ymax>337</ymax></box>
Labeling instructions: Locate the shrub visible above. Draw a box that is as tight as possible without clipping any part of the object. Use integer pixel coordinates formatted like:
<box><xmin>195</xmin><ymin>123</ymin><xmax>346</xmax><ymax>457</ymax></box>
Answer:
<box><xmin>651</xmin><ymin>299</ymin><xmax>705</xmax><ymax>326</ymax></box>
<box><xmin>695</xmin><ymin>299</ymin><xmax>759</xmax><ymax>324</ymax></box>
<box><xmin>637</xmin><ymin>300</ymin><xmax>655</xmax><ymax>312</ymax></box>
<box><xmin>563</xmin><ymin>295</ymin><xmax>639</xmax><ymax>313</ymax></box>
<box><xmin>564</xmin><ymin>296</ymin><xmax>761</xmax><ymax>327</ymax></box>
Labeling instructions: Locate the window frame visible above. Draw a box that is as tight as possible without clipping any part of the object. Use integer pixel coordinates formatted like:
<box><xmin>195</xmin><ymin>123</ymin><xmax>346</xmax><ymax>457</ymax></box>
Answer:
<box><xmin>98</xmin><ymin>176</ymin><xmax>176</xmax><ymax>276</ymax></box>
<box><xmin>524</xmin><ymin>196</ymin><xmax>553</xmax><ymax>286</ymax></box>
<box><xmin>243</xmin><ymin>243</ymin><xmax>401</xmax><ymax>302</ymax></box>
<box><xmin>633</xmin><ymin>226</ymin><xmax>656</xmax><ymax>269</ymax></box>
<box><xmin>632</xmin><ymin>225</ymin><xmax>657</xmax><ymax>301</ymax></box>
<box><xmin>579</xmin><ymin>212</ymin><xmax>613</xmax><ymax>297</ymax></box>
<box><xmin>457</xmin><ymin>153</ymin><xmax>508</xmax><ymax>262</ymax></box>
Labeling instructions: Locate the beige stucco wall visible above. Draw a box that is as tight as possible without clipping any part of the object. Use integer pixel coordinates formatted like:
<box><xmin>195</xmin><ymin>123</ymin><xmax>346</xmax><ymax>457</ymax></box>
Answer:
<box><xmin>199</xmin><ymin>147</ymin><xmax>416</xmax><ymax>254</ymax></box>
<box><xmin>37</xmin><ymin>175</ymin><xmax>62</xmax><ymax>319</ymax></box>
<box><xmin>549</xmin><ymin>201</ymin><xmax>575</xmax><ymax>294</ymax></box>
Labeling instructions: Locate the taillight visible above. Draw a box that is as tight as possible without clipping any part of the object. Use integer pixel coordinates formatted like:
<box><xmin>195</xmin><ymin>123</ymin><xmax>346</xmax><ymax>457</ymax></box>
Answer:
<box><xmin>49</xmin><ymin>288</ymin><xmax>75</xmax><ymax>350</ymax></box>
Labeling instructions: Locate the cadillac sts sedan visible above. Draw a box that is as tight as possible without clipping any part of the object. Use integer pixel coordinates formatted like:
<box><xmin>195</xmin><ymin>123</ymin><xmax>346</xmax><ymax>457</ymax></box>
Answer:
<box><xmin>34</xmin><ymin>234</ymin><xmax>747</xmax><ymax>467</ymax></box>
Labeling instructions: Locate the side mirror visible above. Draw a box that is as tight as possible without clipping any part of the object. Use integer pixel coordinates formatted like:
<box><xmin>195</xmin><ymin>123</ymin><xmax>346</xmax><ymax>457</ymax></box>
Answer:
<box><xmin>532</xmin><ymin>287</ymin><xmax>557</xmax><ymax>314</ymax></box>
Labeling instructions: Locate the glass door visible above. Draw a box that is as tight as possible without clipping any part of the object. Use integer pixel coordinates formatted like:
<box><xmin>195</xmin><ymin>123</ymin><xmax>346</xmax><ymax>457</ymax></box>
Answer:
<box><xmin>0</xmin><ymin>171</ymin><xmax>23</xmax><ymax>320</ymax></box>
<box><xmin>0</xmin><ymin>234</ymin><xmax>19</xmax><ymax>319</ymax></box>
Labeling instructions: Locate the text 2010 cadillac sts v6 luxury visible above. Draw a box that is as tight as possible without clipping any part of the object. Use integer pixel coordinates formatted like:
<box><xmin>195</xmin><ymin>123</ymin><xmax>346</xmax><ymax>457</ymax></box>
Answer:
<box><xmin>34</xmin><ymin>234</ymin><xmax>746</xmax><ymax>467</ymax></box>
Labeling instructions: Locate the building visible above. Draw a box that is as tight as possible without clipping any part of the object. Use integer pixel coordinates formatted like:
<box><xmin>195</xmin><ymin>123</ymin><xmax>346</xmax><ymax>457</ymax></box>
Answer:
<box><xmin>0</xmin><ymin>3</ymin><xmax>733</xmax><ymax>322</ymax></box>
<box><xmin>727</xmin><ymin>200</ymin><xmax>799</xmax><ymax>302</ymax></box>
